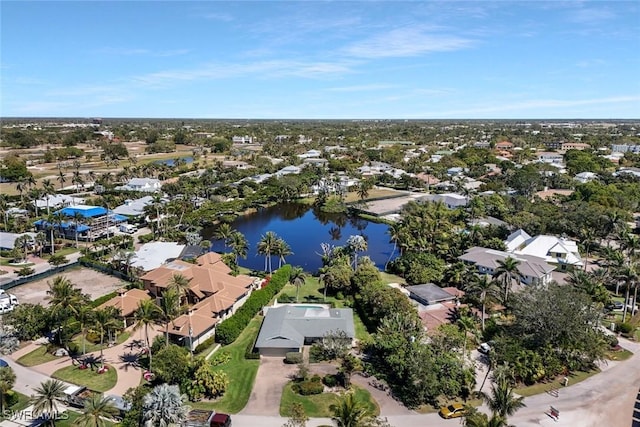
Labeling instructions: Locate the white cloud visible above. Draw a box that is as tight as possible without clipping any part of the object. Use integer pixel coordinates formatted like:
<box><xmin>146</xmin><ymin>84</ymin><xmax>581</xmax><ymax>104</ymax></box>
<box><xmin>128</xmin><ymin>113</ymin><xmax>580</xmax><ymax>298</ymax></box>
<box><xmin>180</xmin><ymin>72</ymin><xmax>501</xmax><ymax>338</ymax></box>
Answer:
<box><xmin>343</xmin><ymin>26</ymin><xmax>474</xmax><ymax>58</ymax></box>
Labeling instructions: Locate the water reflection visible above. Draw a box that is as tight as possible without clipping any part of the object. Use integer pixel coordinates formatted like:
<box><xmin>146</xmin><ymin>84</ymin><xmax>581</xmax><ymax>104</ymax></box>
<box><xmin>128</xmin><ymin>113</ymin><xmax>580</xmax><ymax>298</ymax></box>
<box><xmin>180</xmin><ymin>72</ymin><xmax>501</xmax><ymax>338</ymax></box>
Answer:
<box><xmin>203</xmin><ymin>203</ymin><xmax>396</xmax><ymax>272</ymax></box>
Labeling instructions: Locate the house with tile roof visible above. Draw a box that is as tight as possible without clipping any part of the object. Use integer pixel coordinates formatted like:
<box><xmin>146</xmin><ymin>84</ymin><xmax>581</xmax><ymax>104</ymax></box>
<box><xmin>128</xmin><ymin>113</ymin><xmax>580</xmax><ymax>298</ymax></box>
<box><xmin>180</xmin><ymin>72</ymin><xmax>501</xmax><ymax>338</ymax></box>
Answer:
<box><xmin>140</xmin><ymin>252</ymin><xmax>259</xmax><ymax>350</ymax></box>
<box><xmin>98</xmin><ymin>288</ymin><xmax>151</xmax><ymax>328</ymax></box>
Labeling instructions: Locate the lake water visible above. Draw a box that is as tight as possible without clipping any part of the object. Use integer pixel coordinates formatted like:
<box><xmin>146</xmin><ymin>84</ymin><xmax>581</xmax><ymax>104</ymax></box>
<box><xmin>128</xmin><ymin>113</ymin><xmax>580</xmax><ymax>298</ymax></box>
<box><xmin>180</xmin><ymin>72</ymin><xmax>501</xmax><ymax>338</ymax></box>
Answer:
<box><xmin>203</xmin><ymin>203</ymin><xmax>396</xmax><ymax>273</ymax></box>
<box><xmin>154</xmin><ymin>156</ymin><xmax>194</xmax><ymax>167</ymax></box>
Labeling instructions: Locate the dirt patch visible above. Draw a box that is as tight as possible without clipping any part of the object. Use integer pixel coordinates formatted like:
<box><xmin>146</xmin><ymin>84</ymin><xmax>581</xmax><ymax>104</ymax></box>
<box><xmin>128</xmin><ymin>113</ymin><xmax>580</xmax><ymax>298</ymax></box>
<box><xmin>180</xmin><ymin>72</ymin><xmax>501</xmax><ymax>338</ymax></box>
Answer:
<box><xmin>9</xmin><ymin>267</ymin><xmax>124</xmax><ymax>305</ymax></box>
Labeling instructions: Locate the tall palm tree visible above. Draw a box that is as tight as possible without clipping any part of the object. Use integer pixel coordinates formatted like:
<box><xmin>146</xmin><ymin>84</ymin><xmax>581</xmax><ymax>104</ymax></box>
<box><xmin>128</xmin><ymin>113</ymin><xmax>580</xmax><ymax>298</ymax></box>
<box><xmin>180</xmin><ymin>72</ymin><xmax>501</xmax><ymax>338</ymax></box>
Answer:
<box><xmin>274</xmin><ymin>237</ymin><xmax>293</xmax><ymax>268</ymax></box>
<box><xmin>72</xmin><ymin>211</ymin><xmax>84</xmax><ymax>248</ymax></box>
<box><xmin>46</xmin><ymin>276</ymin><xmax>84</xmax><ymax>348</ymax></box>
<box><xmin>92</xmin><ymin>308</ymin><xmax>121</xmax><ymax>369</ymax></box>
<box><xmin>133</xmin><ymin>300</ymin><xmax>162</xmax><ymax>371</ymax></box>
<box><xmin>142</xmin><ymin>384</ymin><xmax>190</xmax><ymax>427</ymax></box>
<box><xmin>482</xmin><ymin>377</ymin><xmax>526</xmax><ymax>420</ymax></box>
<box><xmin>228</xmin><ymin>231</ymin><xmax>248</xmax><ymax>264</ymax></box>
<box><xmin>159</xmin><ymin>288</ymin><xmax>180</xmax><ymax>348</ymax></box>
<box><xmin>29</xmin><ymin>187</ymin><xmax>43</xmax><ymax>217</ymax></box>
<box><xmin>457</xmin><ymin>314</ymin><xmax>477</xmax><ymax>360</ymax></box>
<box><xmin>76</xmin><ymin>303</ymin><xmax>94</xmax><ymax>356</ymax></box>
<box><xmin>57</xmin><ymin>170</ymin><xmax>66</xmax><ymax>190</ymax></box>
<box><xmin>30</xmin><ymin>379</ymin><xmax>67</xmax><ymax>427</ymax></box>
<box><xmin>0</xmin><ymin>367</ymin><xmax>16</xmax><ymax>413</ymax></box>
<box><xmin>42</xmin><ymin>179</ymin><xmax>56</xmax><ymax>215</ymax></box>
<box><xmin>465</xmin><ymin>274</ymin><xmax>499</xmax><ymax>331</ymax></box>
<box><xmin>0</xmin><ymin>194</ymin><xmax>9</xmax><ymax>230</ymax></box>
<box><xmin>45</xmin><ymin>213</ymin><xmax>58</xmax><ymax>255</ymax></box>
<box><xmin>213</xmin><ymin>223</ymin><xmax>234</xmax><ymax>250</ymax></box>
<box><xmin>346</xmin><ymin>235</ymin><xmax>367</xmax><ymax>270</ymax></box>
<box><xmin>494</xmin><ymin>257</ymin><xmax>521</xmax><ymax>304</ymax></box>
<box><xmin>329</xmin><ymin>392</ymin><xmax>375</xmax><ymax>427</ymax></box>
<box><xmin>73</xmin><ymin>394</ymin><xmax>118</xmax><ymax>427</ymax></box>
<box><xmin>257</xmin><ymin>231</ymin><xmax>278</xmax><ymax>273</ymax></box>
<box><xmin>289</xmin><ymin>267</ymin><xmax>307</xmax><ymax>303</ymax></box>
<box><xmin>168</xmin><ymin>273</ymin><xmax>191</xmax><ymax>309</ymax></box>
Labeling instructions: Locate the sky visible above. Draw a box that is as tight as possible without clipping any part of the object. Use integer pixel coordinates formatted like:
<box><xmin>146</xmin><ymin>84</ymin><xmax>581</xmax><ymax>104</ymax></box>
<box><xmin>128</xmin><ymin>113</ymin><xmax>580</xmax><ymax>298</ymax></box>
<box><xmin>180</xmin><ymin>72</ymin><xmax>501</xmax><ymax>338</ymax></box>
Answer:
<box><xmin>1</xmin><ymin>1</ymin><xmax>639</xmax><ymax>119</ymax></box>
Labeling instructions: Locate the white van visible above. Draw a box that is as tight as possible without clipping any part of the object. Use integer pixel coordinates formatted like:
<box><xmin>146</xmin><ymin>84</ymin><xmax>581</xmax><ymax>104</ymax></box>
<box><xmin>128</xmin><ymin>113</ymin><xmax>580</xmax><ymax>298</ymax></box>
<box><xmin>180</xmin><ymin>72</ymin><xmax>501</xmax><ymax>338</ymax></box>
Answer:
<box><xmin>119</xmin><ymin>224</ymin><xmax>137</xmax><ymax>234</ymax></box>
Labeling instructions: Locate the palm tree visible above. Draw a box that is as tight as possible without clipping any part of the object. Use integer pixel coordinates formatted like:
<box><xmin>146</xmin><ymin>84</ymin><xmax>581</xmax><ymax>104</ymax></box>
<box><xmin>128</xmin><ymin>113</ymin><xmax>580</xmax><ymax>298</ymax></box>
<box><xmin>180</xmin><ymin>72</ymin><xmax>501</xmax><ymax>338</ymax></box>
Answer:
<box><xmin>30</xmin><ymin>379</ymin><xmax>67</xmax><ymax>427</ymax></box>
<box><xmin>213</xmin><ymin>223</ymin><xmax>234</xmax><ymax>250</ymax></box>
<box><xmin>257</xmin><ymin>231</ymin><xmax>278</xmax><ymax>273</ymax></box>
<box><xmin>45</xmin><ymin>213</ymin><xmax>58</xmax><ymax>255</ymax></box>
<box><xmin>72</xmin><ymin>211</ymin><xmax>84</xmax><ymax>248</ymax></box>
<box><xmin>356</xmin><ymin>179</ymin><xmax>373</xmax><ymax>202</ymax></box>
<box><xmin>457</xmin><ymin>314</ymin><xmax>477</xmax><ymax>360</ymax></box>
<box><xmin>73</xmin><ymin>394</ymin><xmax>118</xmax><ymax>427</ymax></box>
<box><xmin>168</xmin><ymin>273</ymin><xmax>191</xmax><ymax>309</ymax></box>
<box><xmin>465</xmin><ymin>274</ymin><xmax>499</xmax><ymax>331</ymax></box>
<box><xmin>274</xmin><ymin>237</ymin><xmax>293</xmax><ymax>268</ymax></box>
<box><xmin>142</xmin><ymin>384</ymin><xmax>190</xmax><ymax>427</ymax></box>
<box><xmin>482</xmin><ymin>377</ymin><xmax>526</xmax><ymax>420</ymax></box>
<box><xmin>46</xmin><ymin>276</ymin><xmax>84</xmax><ymax>348</ymax></box>
<box><xmin>41</xmin><ymin>179</ymin><xmax>56</xmax><ymax>215</ymax></box>
<box><xmin>494</xmin><ymin>257</ymin><xmax>521</xmax><ymax>304</ymax></box>
<box><xmin>92</xmin><ymin>308</ymin><xmax>121</xmax><ymax>369</ymax></box>
<box><xmin>57</xmin><ymin>170</ymin><xmax>66</xmax><ymax>190</ymax></box>
<box><xmin>228</xmin><ymin>231</ymin><xmax>248</xmax><ymax>264</ymax></box>
<box><xmin>159</xmin><ymin>288</ymin><xmax>180</xmax><ymax>348</ymax></box>
<box><xmin>289</xmin><ymin>267</ymin><xmax>307</xmax><ymax>303</ymax></box>
<box><xmin>29</xmin><ymin>187</ymin><xmax>43</xmax><ymax>217</ymax></box>
<box><xmin>72</xmin><ymin>170</ymin><xmax>85</xmax><ymax>192</ymax></box>
<box><xmin>0</xmin><ymin>367</ymin><xmax>16</xmax><ymax>413</ymax></box>
<box><xmin>35</xmin><ymin>232</ymin><xmax>47</xmax><ymax>257</ymax></box>
<box><xmin>329</xmin><ymin>392</ymin><xmax>376</xmax><ymax>427</ymax></box>
<box><xmin>0</xmin><ymin>195</ymin><xmax>9</xmax><ymax>230</ymax></box>
<box><xmin>463</xmin><ymin>409</ymin><xmax>508</xmax><ymax>427</ymax></box>
<box><xmin>133</xmin><ymin>300</ymin><xmax>162</xmax><ymax>371</ymax></box>
<box><xmin>346</xmin><ymin>235</ymin><xmax>367</xmax><ymax>270</ymax></box>
<box><xmin>76</xmin><ymin>303</ymin><xmax>94</xmax><ymax>356</ymax></box>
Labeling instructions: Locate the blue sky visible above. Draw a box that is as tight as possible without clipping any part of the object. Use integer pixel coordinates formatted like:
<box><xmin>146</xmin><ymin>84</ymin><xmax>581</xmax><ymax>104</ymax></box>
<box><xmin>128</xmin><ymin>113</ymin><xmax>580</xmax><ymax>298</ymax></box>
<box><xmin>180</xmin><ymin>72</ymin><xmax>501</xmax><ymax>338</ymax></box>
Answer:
<box><xmin>1</xmin><ymin>1</ymin><xmax>639</xmax><ymax>119</ymax></box>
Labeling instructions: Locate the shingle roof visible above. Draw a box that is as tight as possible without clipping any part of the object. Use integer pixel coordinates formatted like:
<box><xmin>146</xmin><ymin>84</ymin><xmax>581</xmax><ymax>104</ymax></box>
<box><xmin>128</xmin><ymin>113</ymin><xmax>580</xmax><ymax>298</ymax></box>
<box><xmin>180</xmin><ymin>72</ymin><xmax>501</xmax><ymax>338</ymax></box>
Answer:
<box><xmin>406</xmin><ymin>283</ymin><xmax>457</xmax><ymax>305</ymax></box>
<box><xmin>255</xmin><ymin>306</ymin><xmax>355</xmax><ymax>349</ymax></box>
<box><xmin>460</xmin><ymin>246</ymin><xmax>555</xmax><ymax>279</ymax></box>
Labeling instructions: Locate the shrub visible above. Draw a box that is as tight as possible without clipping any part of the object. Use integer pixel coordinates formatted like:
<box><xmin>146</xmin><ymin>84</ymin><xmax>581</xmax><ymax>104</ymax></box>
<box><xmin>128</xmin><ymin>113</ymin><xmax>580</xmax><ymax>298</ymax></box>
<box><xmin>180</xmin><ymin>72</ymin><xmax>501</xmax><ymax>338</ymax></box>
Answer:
<box><xmin>216</xmin><ymin>265</ymin><xmax>291</xmax><ymax>345</ymax></box>
<box><xmin>90</xmin><ymin>292</ymin><xmax>118</xmax><ymax>308</ymax></box>
<box><xmin>245</xmin><ymin>341</ymin><xmax>260</xmax><ymax>360</ymax></box>
<box><xmin>85</xmin><ymin>331</ymin><xmax>101</xmax><ymax>344</ymax></box>
<box><xmin>138</xmin><ymin>233</ymin><xmax>154</xmax><ymax>244</ymax></box>
<box><xmin>606</xmin><ymin>335</ymin><xmax>619</xmax><ymax>347</ymax></box>
<box><xmin>310</xmin><ymin>374</ymin><xmax>322</xmax><ymax>383</ymax></box>
<box><xmin>309</xmin><ymin>345</ymin><xmax>325</xmax><ymax>363</ymax></box>
<box><xmin>322</xmin><ymin>374</ymin><xmax>338</xmax><ymax>387</ymax></box>
<box><xmin>194</xmin><ymin>336</ymin><xmax>215</xmax><ymax>354</ymax></box>
<box><xmin>616</xmin><ymin>322</ymin><xmax>634</xmax><ymax>334</ymax></box>
<box><xmin>151</xmin><ymin>335</ymin><xmax>167</xmax><ymax>353</ymax></box>
<box><xmin>293</xmin><ymin>380</ymin><xmax>324</xmax><ymax>396</ymax></box>
<box><xmin>210</xmin><ymin>352</ymin><xmax>231</xmax><ymax>366</ymax></box>
<box><xmin>284</xmin><ymin>352</ymin><xmax>303</xmax><ymax>364</ymax></box>
<box><xmin>4</xmin><ymin>390</ymin><xmax>19</xmax><ymax>407</ymax></box>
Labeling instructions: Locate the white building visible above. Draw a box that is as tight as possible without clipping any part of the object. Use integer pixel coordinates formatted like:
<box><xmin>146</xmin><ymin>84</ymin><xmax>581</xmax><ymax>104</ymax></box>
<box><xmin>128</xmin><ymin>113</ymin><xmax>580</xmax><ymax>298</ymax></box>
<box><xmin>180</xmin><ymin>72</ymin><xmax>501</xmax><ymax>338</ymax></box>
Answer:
<box><xmin>505</xmin><ymin>229</ymin><xmax>583</xmax><ymax>269</ymax></box>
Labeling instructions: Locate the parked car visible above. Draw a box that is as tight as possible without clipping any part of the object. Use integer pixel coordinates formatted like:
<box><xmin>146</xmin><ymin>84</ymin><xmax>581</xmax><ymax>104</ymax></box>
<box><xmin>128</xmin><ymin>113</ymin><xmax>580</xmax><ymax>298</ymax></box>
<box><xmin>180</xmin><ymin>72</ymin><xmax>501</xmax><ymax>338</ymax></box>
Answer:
<box><xmin>607</xmin><ymin>301</ymin><xmax>624</xmax><ymax>311</ymax></box>
<box><xmin>478</xmin><ymin>342</ymin><xmax>491</xmax><ymax>354</ymax></box>
<box><xmin>439</xmin><ymin>403</ymin><xmax>466</xmax><ymax>419</ymax></box>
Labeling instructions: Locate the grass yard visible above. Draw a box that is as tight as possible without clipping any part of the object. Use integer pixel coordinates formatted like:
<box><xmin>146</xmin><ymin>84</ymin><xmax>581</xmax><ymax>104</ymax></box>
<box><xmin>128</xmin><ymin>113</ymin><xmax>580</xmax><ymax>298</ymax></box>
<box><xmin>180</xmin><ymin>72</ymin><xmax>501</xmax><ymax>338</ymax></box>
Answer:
<box><xmin>71</xmin><ymin>331</ymin><xmax>131</xmax><ymax>354</ymax></box>
<box><xmin>379</xmin><ymin>271</ymin><xmax>406</xmax><ymax>285</ymax></box>
<box><xmin>52</xmin><ymin>364</ymin><xmax>117</xmax><ymax>392</ymax></box>
<box><xmin>515</xmin><ymin>369</ymin><xmax>600</xmax><ymax>397</ymax></box>
<box><xmin>606</xmin><ymin>348</ymin><xmax>633</xmax><ymax>361</ymax></box>
<box><xmin>415</xmin><ymin>397</ymin><xmax>482</xmax><ymax>414</ymax></box>
<box><xmin>17</xmin><ymin>346</ymin><xmax>58</xmax><ymax>367</ymax></box>
<box><xmin>54</xmin><ymin>410</ymin><xmax>118</xmax><ymax>427</ymax></box>
<box><xmin>280</xmin><ymin>383</ymin><xmax>378</xmax><ymax>418</ymax></box>
<box><xmin>353</xmin><ymin>312</ymin><xmax>372</xmax><ymax>342</ymax></box>
<box><xmin>0</xmin><ymin>391</ymin><xmax>31</xmax><ymax>419</ymax></box>
<box><xmin>191</xmin><ymin>317</ymin><xmax>262</xmax><ymax>414</ymax></box>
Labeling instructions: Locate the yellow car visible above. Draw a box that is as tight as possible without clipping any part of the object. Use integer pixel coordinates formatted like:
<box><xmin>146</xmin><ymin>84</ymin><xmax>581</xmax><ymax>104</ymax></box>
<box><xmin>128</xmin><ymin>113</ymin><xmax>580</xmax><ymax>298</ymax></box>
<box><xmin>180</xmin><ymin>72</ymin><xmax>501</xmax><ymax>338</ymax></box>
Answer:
<box><xmin>439</xmin><ymin>403</ymin><xmax>466</xmax><ymax>419</ymax></box>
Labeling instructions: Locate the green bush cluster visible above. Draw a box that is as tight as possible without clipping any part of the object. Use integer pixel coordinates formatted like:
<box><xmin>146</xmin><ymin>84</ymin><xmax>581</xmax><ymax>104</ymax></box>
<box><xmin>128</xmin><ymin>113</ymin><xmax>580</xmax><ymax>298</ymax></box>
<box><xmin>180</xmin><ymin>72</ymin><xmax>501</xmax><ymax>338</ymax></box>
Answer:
<box><xmin>322</xmin><ymin>374</ymin><xmax>338</xmax><ymax>387</ymax></box>
<box><xmin>293</xmin><ymin>375</ymin><xmax>324</xmax><ymax>396</ymax></box>
<box><xmin>194</xmin><ymin>336</ymin><xmax>216</xmax><ymax>354</ymax></box>
<box><xmin>210</xmin><ymin>352</ymin><xmax>231</xmax><ymax>366</ymax></box>
<box><xmin>284</xmin><ymin>352</ymin><xmax>303</xmax><ymax>364</ymax></box>
<box><xmin>215</xmin><ymin>265</ymin><xmax>291</xmax><ymax>345</ymax></box>
<box><xmin>616</xmin><ymin>322</ymin><xmax>634</xmax><ymax>334</ymax></box>
<box><xmin>4</xmin><ymin>390</ymin><xmax>19</xmax><ymax>407</ymax></box>
<box><xmin>245</xmin><ymin>341</ymin><xmax>260</xmax><ymax>359</ymax></box>
<box><xmin>138</xmin><ymin>233</ymin><xmax>155</xmax><ymax>244</ymax></box>
<box><xmin>90</xmin><ymin>292</ymin><xmax>118</xmax><ymax>308</ymax></box>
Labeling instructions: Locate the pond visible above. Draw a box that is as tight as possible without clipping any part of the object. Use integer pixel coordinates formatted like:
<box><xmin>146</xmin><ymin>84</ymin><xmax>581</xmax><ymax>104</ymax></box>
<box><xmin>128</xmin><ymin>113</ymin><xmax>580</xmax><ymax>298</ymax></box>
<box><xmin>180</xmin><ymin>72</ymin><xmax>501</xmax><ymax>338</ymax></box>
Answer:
<box><xmin>203</xmin><ymin>203</ymin><xmax>397</xmax><ymax>273</ymax></box>
<box><xmin>154</xmin><ymin>156</ymin><xmax>194</xmax><ymax>167</ymax></box>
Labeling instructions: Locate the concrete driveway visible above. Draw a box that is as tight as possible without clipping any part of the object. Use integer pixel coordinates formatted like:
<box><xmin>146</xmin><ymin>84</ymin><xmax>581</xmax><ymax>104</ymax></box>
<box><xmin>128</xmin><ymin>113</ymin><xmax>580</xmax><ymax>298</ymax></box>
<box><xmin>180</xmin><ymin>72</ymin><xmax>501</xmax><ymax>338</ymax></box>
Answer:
<box><xmin>241</xmin><ymin>357</ymin><xmax>297</xmax><ymax>416</ymax></box>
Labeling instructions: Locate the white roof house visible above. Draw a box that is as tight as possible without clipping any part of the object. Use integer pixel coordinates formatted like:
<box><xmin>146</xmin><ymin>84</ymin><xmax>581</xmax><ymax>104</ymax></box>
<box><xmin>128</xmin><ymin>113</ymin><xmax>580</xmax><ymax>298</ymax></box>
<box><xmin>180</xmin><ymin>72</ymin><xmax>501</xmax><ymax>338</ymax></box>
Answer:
<box><xmin>459</xmin><ymin>247</ymin><xmax>555</xmax><ymax>286</ymax></box>
<box><xmin>116</xmin><ymin>178</ymin><xmax>162</xmax><ymax>193</ymax></box>
<box><xmin>33</xmin><ymin>194</ymin><xmax>85</xmax><ymax>209</ymax></box>
<box><xmin>130</xmin><ymin>242</ymin><xmax>186</xmax><ymax>272</ymax></box>
<box><xmin>574</xmin><ymin>172</ymin><xmax>598</xmax><ymax>184</ymax></box>
<box><xmin>505</xmin><ymin>229</ymin><xmax>583</xmax><ymax>268</ymax></box>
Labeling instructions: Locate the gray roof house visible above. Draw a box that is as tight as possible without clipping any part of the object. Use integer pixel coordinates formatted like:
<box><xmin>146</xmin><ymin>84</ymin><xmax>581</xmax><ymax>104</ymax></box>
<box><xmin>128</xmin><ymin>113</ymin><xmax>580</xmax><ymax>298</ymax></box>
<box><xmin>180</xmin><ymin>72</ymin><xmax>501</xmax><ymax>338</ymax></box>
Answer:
<box><xmin>255</xmin><ymin>305</ymin><xmax>355</xmax><ymax>357</ymax></box>
<box><xmin>113</xmin><ymin>196</ymin><xmax>154</xmax><ymax>217</ymax></box>
<box><xmin>459</xmin><ymin>246</ymin><xmax>555</xmax><ymax>286</ymax></box>
<box><xmin>406</xmin><ymin>283</ymin><xmax>458</xmax><ymax>306</ymax></box>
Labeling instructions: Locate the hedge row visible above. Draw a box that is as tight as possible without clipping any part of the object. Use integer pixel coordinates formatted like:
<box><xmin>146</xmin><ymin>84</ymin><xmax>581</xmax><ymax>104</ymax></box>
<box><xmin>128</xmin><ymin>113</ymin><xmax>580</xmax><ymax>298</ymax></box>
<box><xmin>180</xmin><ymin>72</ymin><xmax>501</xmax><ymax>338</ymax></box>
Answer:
<box><xmin>215</xmin><ymin>265</ymin><xmax>292</xmax><ymax>345</ymax></box>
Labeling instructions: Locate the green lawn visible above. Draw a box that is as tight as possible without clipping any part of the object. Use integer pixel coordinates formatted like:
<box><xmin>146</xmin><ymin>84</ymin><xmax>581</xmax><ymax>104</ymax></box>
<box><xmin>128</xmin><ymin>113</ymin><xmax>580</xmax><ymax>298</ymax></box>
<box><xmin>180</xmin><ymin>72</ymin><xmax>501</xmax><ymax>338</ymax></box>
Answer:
<box><xmin>515</xmin><ymin>369</ymin><xmax>600</xmax><ymax>397</ymax></box>
<box><xmin>43</xmin><ymin>247</ymin><xmax>81</xmax><ymax>258</ymax></box>
<box><xmin>353</xmin><ymin>312</ymin><xmax>372</xmax><ymax>342</ymax></box>
<box><xmin>54</xmin><ymin>410</ymin><xmax>117</xmax><ymax>427</ymax></box>
<box><xmin>606</xmin><ymin>348</ymin><xmax>634</xmax><ymax>361</ymax></box>
<box><xmin>16</xmin><ymin>346</ymin><xmax>58</xmax><ymax>367</ymax></box>
<box><xmin>379</xmin><ymin>271</ymin><xmax>406</xmax><ymax>285</ymax></box>
<box><xmin>0</xmin><ymin>258</ymin><xmax>34</xmax><ymax>267</ymax></box>
<box><xmin>0</xmin><ymin>391</ymin><xmax>31</xmax><ymax>419</ymax></box>
<box><xmin>52</xmin><ymin>364</ymin><xmax>117</xmax><ymax>392</ymax></box>
<box><xmin>71</xmin><ymin>331</ymin><xmax>131</xmax><ymax>354</ymax></box>
<box><xmin>280</xmin><ymin>383</ymin><xmax>378</xmax><ymax>417</ymax></box>
<box><xmin>190</xmin><ymin>317</ymin><xmax>262</xmax><ymax>414</ymax></box>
